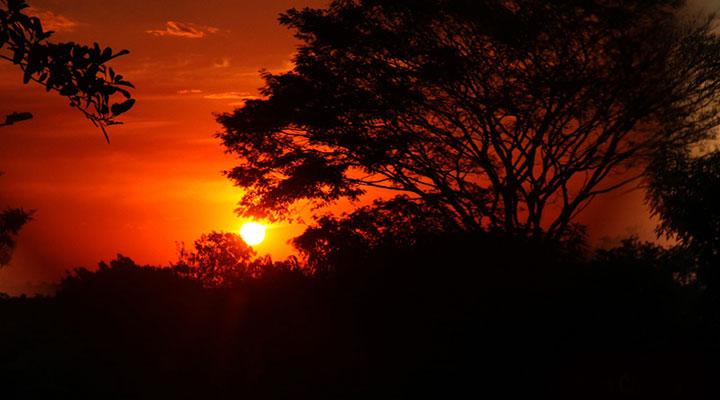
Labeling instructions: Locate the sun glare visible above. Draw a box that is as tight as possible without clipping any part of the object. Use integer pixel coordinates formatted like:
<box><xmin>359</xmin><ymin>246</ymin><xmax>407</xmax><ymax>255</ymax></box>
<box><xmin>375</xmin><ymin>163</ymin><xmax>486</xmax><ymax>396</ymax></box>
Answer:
<box><xmin>240</xmin><ymin>222</ymin><xmax>266</xmax><ymax>246</ymax></box>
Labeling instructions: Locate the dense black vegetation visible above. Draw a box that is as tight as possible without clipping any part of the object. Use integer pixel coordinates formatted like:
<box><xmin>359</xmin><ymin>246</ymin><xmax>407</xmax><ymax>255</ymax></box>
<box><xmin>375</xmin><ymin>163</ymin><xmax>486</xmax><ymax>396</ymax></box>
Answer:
<box><xmin>1</xmin><ymin>233</ymin><xmax>720</xmax><ymax>398</ymax></box>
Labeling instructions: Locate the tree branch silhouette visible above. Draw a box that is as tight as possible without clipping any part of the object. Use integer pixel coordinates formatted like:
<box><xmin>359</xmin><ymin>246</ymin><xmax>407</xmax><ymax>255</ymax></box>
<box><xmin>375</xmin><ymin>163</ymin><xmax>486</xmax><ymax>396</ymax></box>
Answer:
<box><xmin>0</xmin><ymin>111</ymin><xmax>32</xmax><ymax>127</ymax></box>
<box><xmin>0</xmin><ymin>0</ymin><xmax>135</xmax><ymax>141</ymax></box>
<box><xmin>0</xmin><ymin>0</ymin><xmax>136</xmax><ymax>267</ymax></box>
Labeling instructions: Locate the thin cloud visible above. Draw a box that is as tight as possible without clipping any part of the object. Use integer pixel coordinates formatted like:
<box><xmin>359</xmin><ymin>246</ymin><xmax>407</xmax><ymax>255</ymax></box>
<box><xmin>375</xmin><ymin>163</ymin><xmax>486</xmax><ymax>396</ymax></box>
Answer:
<box><xmin>146</xmin><ymin>21</ymin><xmax>220</xmax><ymax>39</ymax></box>
<box><xmin>27</xmin><ymin>7</ymin><xmax>78</xmax><ymax>33</ymax></box>
<box><xmin>203</xmin><ymin>92</ymin><xmax>259</xmax><ymax>101</ymax></box>
<box><xmin>214</xmin><ymin>58</ymin><xmax>231</xmax><ymax>68</ymax></box>
<box><xmin>177</xmin><ymin>89</ymin><xmax>204</xmax><ymax>95</ymax></box>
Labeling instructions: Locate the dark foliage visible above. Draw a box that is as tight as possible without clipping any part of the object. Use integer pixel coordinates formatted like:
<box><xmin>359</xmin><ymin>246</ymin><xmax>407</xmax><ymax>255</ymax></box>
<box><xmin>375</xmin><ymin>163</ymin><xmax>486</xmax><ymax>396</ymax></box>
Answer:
<box><xmin>0</xmin><ymin>0</ymin><xmax>135</xmax><ymax>140</ymax></box>
<box><xmin>293</xmin><ymin>196</ymin><xmax>460</xmax><ymax>272</ymax></box>
<box><xmin>173</xmin><ymin>231</ymin><xmax>304</xmax><ymax>287</ymax></box>
<box><xmin>648</xmin><ymin>150</ymin><xmax>720</xmax><ymax>256</ymax></box>
<box><xmin>0</xmin><ymin>207</ymin><xmax>31</xmax><ymax>267</ymax></box>
<box><xmin>0</xmin><ymin>170</ymin><xmax>31</xmax><ymax>267</ymax></box>
<box><xmin>174</xmin><ymin>231</ymin><xmax>259</xmax><ymax>287</ymax></box>
<box><xmin>647</xmin><ymin>148</ymin><xmax>720</xmax><ymax>307</ymax></box>
<box><xmin>1</xmin><ymin>235</ymin><xmax>719</xmax><ymax>398</ymax></box>
<box><xmin>218</xmin><ymin>0</ymin><xmax>720</xmax><ymax>237</ymax></box>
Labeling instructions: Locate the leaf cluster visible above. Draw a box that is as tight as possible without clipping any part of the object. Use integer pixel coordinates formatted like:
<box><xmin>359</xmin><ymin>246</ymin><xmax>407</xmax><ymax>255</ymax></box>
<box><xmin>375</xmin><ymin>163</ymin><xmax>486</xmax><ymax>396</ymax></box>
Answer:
<box><xmin>0</xmin><ymin>207</ymin><xmax>31</xmax><ymax>267</ymax></box>
<box><xmin>647</xmin><ymin>149</ymin><xmax>720</xmax><ymax>286</ymax></box>
<box><xmin>0</xmin><ymin>0</ymin><xmax>135</xmax><ymax>140</ymax></box>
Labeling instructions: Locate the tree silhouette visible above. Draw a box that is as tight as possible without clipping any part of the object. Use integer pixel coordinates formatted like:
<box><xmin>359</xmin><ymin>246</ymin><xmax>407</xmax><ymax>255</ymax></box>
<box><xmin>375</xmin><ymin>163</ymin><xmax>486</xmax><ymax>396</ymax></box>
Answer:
<box><xmin>0</xmin><ymin>0</ymin><xmax>135</xmax><ymax>141</ymax></box>
<box><xmin>293</xmin><ymin>196</ymin><xmax>457</xmax><ymax>272</ymax></box>
<box><xmin>0</xmin><ymin>169</ymin><xmax>31</xmax><ymax>268</ymax></box>
<box><xmin>0</xmin><ymin>207</ymin><xmax>31</xmax><ymax>267</ymax></box>
<box><xmin>647</xmin><ymin>149</ymin><xmax>720</xmax><ymax>288</ymax></box>
<box><xmin>218</xmin><ymin>0</ymin><xmax>720</xmax><ymax>237</ymax></box>
<box><xmin>648</xmin><ymin>150</ymin><xmax>720</xmax><ymax>253</ymax></box>
<box><xmin>174</xmin><ymin>231</ymin><xmax>262</xmax><ymax>287</ymax></box>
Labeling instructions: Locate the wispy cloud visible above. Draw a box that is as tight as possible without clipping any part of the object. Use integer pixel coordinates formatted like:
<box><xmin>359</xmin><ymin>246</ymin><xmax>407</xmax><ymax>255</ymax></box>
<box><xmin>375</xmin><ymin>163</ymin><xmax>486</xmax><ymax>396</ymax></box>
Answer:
<box><xmin>203</xmin><ymin>92</ymin><xmax>260</xmax><ymax>101</ymax></box>
<box><xmin>27</xmin><ymin>7</ymin><xmax>78</xmax><ymax>33</ymax></box>
<box><xmin>146</xmin><ymin>21</ymin><xmax>220</xmax><ymax>39</ymax></box>
<box><xmin>177</xmin><ymin>89</ymin><xmax>204</xmax><ymax>95</ymax></box>
<box><xmin>214</xmin><ymin>57</ymin><xmax>231</xmax><ymax>68</ymax></box>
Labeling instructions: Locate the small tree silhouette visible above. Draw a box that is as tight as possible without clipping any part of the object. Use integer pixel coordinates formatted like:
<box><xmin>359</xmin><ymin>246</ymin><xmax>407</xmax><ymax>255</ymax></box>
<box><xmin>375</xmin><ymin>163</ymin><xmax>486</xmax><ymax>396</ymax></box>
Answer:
<box><xmin>218</xmin><ymin>0</ymin><xmax>720</xmax><ymax>238</ymax></box>
<box><xmin>0</xmin><ymin>207</ymin><xmax>31</xmax><ymax>267</ymax></box>
<box><xmin>174</xmin><ymin>231</ymin><xmax>261</xmax><ymax>287</ymax></box>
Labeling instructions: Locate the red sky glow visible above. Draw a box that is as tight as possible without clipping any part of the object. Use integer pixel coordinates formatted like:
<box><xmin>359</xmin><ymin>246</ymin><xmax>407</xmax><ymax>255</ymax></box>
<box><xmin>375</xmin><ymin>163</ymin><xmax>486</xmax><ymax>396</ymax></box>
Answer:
<box><xmin>0</xmin><ymin>0</ymin><xmax>666</xmax><ymax>294</ymax></box>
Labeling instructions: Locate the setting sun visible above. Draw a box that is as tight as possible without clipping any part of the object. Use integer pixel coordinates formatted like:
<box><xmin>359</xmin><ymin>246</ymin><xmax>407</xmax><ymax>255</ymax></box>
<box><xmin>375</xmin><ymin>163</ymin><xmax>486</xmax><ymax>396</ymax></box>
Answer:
<box><xmin>239</xmin><ymin>222</ymin><xmax>266</xmax><ymax>246</ymax></box>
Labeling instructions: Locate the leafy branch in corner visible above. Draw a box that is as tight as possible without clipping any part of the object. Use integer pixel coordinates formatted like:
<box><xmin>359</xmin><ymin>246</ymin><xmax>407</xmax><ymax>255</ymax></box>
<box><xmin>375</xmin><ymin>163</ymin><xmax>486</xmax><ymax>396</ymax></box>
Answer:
<box><xmin>0</xmin><ymin>0</ymin><xmax>135</xmax><ymax>141</ymax></box>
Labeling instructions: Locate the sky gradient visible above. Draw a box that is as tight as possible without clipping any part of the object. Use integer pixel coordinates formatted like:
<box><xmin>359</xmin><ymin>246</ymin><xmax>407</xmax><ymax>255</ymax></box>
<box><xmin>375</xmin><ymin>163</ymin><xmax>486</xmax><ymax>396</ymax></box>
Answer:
<box><xmin>0</xmin><ymin>0</ymin><xmax>674</xmax><ymax>294</ymax></box>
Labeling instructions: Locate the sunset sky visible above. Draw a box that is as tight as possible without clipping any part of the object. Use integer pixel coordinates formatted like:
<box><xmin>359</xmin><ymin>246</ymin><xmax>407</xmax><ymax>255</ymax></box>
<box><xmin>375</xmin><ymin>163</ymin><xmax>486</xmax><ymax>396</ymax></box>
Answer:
<box><xmin>0</xmin><ymin>0</ymin><xmax>699</xmax><ymax>294</ymax></box>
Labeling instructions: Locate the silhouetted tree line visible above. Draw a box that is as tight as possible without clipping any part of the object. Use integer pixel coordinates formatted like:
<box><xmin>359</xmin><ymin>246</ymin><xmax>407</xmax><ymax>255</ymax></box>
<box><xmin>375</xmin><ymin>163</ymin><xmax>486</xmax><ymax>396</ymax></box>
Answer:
<box><xmin>2</xmin><ymin>229</ymin><xmax>720</xmax><ymax>398</ymax></box>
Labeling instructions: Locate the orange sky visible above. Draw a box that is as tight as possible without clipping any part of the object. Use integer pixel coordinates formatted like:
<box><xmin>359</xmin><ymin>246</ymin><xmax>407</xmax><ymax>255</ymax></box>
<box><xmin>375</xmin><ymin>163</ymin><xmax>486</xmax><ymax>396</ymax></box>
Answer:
<box><xmin>0</xmin><ymin>0</ymin><xmax>666</xmax><ymax>295</ymax></box>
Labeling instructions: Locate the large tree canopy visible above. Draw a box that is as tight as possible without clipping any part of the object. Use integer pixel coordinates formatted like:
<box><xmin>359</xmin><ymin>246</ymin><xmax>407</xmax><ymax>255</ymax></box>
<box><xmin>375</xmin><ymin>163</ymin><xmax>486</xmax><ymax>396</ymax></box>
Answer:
<box><xmin>219</xmin><ymin>0</ymin><xmax>720</xmax><ymax>237</ymax></box>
